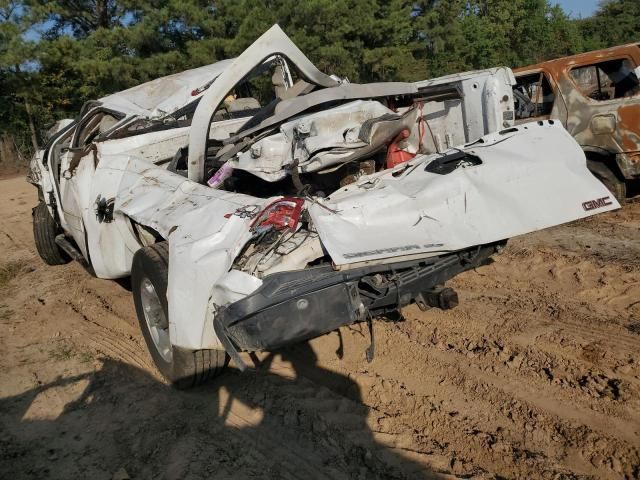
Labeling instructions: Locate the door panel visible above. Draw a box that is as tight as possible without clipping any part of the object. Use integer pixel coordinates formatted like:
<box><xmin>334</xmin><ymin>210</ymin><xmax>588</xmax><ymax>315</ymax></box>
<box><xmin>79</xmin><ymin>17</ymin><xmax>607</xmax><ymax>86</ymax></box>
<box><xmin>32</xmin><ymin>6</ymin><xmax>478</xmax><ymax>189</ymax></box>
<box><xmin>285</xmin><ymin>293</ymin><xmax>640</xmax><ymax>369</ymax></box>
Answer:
<box><xmin>59</xmin><ymin>149</ymin><xmax>94</xmax><ymax>258</ymax></box>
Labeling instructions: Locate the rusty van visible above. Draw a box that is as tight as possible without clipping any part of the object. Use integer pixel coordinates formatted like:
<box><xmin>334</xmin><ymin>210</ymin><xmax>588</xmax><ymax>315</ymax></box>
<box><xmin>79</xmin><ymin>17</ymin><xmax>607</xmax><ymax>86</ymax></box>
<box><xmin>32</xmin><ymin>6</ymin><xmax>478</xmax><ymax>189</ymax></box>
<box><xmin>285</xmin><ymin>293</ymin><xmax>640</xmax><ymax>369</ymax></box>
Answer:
<box><xmin>514</xmin><ymin>43</ymin><xmax>640</xmax><ymax>200</ymax></box>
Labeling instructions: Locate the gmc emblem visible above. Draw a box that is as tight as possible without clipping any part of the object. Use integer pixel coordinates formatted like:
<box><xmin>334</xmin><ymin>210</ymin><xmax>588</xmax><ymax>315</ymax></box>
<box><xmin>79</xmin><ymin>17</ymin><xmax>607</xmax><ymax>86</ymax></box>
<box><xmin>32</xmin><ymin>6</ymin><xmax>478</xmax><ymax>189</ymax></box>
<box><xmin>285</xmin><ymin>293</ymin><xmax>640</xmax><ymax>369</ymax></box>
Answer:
<box><xmin>582</xmin><ymin>196</ymin><xmax>612</xmax><ymax>211</ymax></box>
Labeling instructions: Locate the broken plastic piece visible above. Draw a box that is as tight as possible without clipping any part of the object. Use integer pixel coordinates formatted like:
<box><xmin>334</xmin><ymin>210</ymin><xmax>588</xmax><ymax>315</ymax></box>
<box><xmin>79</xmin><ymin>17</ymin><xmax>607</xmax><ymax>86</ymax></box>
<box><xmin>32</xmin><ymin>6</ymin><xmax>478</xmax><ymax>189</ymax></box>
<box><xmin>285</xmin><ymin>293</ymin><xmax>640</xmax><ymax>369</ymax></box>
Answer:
<box><xmin>423</xmin><ymin>150</ymin><xmax>482</xmax><ymax>175</ymax></box>
<box><xmin>251</xmin><ymin>197</ymin><xmax>305</xmax><ymax>233</ymax></box>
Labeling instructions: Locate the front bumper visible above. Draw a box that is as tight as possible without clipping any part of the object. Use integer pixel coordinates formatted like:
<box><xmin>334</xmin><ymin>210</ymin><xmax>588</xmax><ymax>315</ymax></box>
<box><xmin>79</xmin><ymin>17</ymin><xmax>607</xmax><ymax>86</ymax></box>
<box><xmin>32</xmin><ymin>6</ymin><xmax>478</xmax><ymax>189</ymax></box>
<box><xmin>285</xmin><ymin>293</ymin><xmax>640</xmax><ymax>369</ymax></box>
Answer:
<box><xmin>214</xmin><ymin>243</ymin><xmax>502</xmax><ymax>369</ymax></box>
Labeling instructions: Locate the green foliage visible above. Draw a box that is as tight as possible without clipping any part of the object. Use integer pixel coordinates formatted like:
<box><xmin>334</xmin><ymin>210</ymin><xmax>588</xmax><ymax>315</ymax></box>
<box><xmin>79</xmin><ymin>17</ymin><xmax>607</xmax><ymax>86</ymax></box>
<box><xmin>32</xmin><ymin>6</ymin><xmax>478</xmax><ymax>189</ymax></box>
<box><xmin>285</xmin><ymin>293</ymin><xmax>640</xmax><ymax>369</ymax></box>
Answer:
<box><xmin>577</xmin><ymin>0</ymin><xmax>640</xmax><ymax>50</ymax></box>
<box><xmin>0</xmin><ymin>0</ymin><xmax>639</xmax><ymax>161</ymax></box>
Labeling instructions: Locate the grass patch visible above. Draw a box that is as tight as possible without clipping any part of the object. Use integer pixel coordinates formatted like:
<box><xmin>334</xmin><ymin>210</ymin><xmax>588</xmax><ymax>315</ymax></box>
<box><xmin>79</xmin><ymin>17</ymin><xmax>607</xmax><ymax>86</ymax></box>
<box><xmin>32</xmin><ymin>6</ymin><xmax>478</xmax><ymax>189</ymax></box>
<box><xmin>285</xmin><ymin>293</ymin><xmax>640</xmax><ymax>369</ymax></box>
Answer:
<box><xmin>0</xmin><ymin>305</ymin><xmax>14</xmax><ymax>321</ymax></box>
<box><xmin>49</xmin><ymin>341</ymin><xmax>95</xmax><ymax>363</ymax></box>
<box><xmin>0</xmin><ymin>259</ymin><xmax>28</xmax><ymax>287</ymax></box>
<box><xmin>78</xmin><ymin>350</ymin><xmax>95</xmax><ymax>363</ymax></box>
<box><xmin>49</xmin><ymin>342</ymin><xmax>76</xmax><ymax>361</ymax></box>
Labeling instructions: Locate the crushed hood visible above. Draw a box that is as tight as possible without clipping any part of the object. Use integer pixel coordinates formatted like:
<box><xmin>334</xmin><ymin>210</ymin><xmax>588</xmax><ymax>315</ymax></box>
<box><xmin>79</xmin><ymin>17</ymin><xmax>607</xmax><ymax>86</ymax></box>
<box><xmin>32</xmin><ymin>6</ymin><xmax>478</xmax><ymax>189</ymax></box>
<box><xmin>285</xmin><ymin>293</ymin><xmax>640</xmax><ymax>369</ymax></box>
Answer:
<box><xmin>99</xmin><ymin>59</ymin><xmax>234</xmax><ymax>119</ymax></box>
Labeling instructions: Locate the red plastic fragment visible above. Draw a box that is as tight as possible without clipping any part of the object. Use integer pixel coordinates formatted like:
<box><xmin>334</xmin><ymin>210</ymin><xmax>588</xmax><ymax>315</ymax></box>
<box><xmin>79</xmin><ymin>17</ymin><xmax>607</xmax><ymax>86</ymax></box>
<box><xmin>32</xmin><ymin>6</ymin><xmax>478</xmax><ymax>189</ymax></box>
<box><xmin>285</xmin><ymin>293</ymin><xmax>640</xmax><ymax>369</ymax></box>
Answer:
<box><xmin>386</xmin><ymin>129</ymin><xmax>416</xmax><ymax>169</ymax></box>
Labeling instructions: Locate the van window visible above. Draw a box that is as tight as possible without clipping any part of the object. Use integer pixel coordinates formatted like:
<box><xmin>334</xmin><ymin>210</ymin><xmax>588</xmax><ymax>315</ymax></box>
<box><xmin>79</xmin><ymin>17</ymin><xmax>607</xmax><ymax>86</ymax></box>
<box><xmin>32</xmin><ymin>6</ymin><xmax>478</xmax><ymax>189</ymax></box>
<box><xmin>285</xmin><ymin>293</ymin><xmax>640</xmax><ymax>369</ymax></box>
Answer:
<box><xmin>513</xmin><ymin>72</ymin><xmax>555</xmax><ymax>120</ymax></box>
<box><xmin>569</xmin><ymin>58</ymin><xmax>640</xmax><ymax>101</ymax></box>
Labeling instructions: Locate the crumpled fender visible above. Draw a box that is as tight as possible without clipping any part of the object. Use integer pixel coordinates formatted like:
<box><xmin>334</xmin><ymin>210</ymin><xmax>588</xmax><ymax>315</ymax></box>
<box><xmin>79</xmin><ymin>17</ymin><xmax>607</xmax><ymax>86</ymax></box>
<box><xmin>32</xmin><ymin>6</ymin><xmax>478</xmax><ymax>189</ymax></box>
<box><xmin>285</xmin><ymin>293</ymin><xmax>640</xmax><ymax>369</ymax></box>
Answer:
<box><xmin>100</xmin><ymin>156</ymin><xmax>268</xmax><ymax>349</ymax></box>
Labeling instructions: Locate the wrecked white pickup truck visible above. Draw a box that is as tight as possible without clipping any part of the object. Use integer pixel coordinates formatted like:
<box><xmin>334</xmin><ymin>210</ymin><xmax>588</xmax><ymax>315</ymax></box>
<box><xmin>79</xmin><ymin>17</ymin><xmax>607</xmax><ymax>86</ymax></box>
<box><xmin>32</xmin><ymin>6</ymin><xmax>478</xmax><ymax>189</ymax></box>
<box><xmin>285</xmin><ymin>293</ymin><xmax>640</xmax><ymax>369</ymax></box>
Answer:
<box><xmin>29</xmin><ymin>25</ymin><xmax>619</xmax><ymax>388</ymax></box>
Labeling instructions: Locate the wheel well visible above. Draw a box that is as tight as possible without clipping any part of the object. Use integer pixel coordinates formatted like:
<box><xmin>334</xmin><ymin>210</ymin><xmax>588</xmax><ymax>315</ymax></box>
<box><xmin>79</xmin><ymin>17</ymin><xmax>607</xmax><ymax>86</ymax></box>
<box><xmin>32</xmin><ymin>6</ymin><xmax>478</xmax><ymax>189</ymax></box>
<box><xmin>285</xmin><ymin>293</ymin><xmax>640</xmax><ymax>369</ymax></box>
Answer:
<box><xmin>130</xmin><ymin>219</ymin><xmax>165</xmax><ymax>247</ymax></box>
<box><xmin>584</xmin><ymin>150</ymin><xmax>625</xmax><ymax>181</ymax></box>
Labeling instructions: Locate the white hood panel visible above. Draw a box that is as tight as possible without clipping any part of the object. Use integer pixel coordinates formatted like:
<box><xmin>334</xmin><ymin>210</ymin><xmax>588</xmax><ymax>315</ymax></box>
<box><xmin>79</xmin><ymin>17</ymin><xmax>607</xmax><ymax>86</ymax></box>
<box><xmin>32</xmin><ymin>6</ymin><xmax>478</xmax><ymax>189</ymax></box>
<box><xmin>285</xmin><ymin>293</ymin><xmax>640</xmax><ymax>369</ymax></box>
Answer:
<box><xmin>308</xmin><ymin>121</ymin><xmax>620</xmax><ymax>266</ymax></box>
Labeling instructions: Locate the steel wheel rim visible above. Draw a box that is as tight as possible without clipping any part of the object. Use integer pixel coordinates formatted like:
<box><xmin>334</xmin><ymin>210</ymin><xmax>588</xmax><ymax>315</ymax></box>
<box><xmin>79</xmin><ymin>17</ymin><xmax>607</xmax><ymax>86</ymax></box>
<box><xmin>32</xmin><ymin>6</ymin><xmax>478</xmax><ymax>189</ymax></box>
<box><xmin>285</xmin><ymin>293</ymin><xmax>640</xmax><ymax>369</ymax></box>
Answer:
<box><xmin>140</xmin><ymin>277</ymin><xmax>172</xmax><ymax>362</ymax></box>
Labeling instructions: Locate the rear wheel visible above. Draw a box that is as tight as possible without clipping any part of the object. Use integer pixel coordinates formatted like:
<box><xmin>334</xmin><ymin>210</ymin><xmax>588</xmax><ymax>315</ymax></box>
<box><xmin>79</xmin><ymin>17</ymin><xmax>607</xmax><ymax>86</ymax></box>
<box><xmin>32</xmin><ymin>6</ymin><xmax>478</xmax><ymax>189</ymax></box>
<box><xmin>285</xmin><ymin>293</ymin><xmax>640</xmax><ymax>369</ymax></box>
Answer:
<box><xmin>32</xmin><ymin>202</ymin><xmax>70</xmax><ymax>265</ymax></box>
<box><xmin>131</xmin><ymin>242</ymin><xmax>229</xmax><ymax>388</ymax></box>
<box><xmin>587</xmin><ymin>160</ymin><xmax>626</xmax><ymax>203</ymax></box>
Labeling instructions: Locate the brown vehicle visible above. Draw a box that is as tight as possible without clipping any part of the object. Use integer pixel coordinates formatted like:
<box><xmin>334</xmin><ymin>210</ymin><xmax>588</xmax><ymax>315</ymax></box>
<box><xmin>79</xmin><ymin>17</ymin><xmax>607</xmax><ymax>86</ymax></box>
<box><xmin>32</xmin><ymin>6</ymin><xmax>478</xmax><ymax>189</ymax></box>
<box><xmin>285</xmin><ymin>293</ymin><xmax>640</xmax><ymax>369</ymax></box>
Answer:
<box><xmin>513</xmin><ymin>43</ymin><xmax>640</xmax><ymax>200</ymax></box>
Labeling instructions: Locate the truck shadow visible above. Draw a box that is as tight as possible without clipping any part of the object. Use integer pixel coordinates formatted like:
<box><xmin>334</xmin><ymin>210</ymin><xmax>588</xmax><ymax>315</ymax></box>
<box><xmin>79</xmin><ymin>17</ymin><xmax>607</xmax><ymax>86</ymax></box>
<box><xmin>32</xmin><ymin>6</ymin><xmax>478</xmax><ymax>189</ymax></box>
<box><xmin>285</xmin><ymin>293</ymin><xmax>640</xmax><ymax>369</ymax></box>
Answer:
<box><xmin>0</xmin><ymin>343</ymin><xmax>448</xmax><ymax>479</ymax></box>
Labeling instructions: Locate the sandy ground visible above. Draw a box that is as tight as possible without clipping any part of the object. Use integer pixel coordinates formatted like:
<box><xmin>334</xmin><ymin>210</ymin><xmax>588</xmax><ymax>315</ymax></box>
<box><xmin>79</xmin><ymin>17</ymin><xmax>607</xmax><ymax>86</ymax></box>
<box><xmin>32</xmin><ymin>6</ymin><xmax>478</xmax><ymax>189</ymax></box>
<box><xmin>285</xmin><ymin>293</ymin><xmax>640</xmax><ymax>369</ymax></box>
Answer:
<box><xmin>0</xmin><ymin>174</ymin><xmax>639</xmax><ymax>479</ymax></box>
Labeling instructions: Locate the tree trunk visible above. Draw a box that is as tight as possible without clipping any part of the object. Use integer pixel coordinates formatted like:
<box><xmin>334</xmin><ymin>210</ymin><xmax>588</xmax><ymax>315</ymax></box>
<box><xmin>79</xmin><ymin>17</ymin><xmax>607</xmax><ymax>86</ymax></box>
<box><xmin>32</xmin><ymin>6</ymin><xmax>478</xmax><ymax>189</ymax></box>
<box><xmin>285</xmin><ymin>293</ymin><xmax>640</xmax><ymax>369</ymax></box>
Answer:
<box><xmin>15</xmin><ymin>63</ymin><xmax>40</xmax><ymax>154</ymax></box>
<box><xmin>96</xmin><ymin>0</ymin><xmax>109</xmax><ymax>29</ymax></box>
<box><xmin>0</xmin><ymin>134</ymin><xmax>20</xmax><ymax>167</ymax></box>
<box><xmin>24</xmin><ymin>97</ymin><xmax>39</xmax><ymax>153</ymax></box>
<box><xmin>0</xmin><ymin>135</ymin><xmax>9</xmax><ymax>164</ymax></box>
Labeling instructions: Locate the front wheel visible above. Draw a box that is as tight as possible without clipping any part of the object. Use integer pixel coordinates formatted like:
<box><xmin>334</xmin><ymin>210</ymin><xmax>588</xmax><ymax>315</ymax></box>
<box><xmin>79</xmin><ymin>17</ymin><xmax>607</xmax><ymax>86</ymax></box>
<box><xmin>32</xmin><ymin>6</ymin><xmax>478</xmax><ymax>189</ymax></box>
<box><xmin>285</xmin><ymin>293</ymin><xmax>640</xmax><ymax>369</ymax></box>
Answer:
<box><xmin>32</xmin><ymin>202</ymin><xmax>70</xmax><ymax>265</ymax></box>
<box><xmin>131</xmin><ymin>242</ymin><xmax>228</xmax><ymax>388</ymax></box>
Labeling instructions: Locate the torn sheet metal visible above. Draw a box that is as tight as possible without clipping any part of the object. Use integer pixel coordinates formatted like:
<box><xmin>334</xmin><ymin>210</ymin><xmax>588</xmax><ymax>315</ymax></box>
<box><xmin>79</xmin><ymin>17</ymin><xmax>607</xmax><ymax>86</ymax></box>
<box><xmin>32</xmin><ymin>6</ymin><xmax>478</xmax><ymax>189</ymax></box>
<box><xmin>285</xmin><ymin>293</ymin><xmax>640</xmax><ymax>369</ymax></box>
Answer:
<box><xmin>231</xmin><ymin>100</ymin><xmax>413</xmax><ymax>181</ymax></box>
<box><xmin>224</xmin><ymin>81</ymin><xmax>419</xmax><ymax>145</ymax></box>
<box><xmin>92</xmin><ymin>156</ymin><xmax>268</xmax><ymax>349</ymax></box>
<box><xmin>308</xmin><ymin>121</ymin><xmax>620</xmax><ymax>266</ymax></box>
<box><xmin>97</xmin><ymin>126</ymin><xmax>191</xmax><ymax>164</ymax></box>
<box><xmin>118</xmin><ymin>160</ymin><xmax>268</xmax><ymax>349</ymax></box>
<box><xmin>416</xmin><ymin>67</ymin><xmax>516</xmax><ymax>141</ymax></box>
<box><xmin>240</xmin><ymin>232</ymin><xmax>324</xmax><ymax>277</ymax></box>
<box><xmin>99</xmin><ymin>60</ymin><xmax>234</xmax><ymax>119</ymax></box>
<box><xmin>188</xmin><ymin>24</ymin><xmax>340</xmax><ymax>182</ymax></box>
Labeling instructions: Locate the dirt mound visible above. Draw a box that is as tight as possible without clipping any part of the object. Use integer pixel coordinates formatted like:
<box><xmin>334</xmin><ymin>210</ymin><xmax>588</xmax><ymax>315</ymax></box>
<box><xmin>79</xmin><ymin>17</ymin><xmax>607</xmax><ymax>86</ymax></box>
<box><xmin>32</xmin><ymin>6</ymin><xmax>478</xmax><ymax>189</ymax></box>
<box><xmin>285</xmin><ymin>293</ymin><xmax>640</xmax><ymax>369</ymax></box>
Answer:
<box><xmin>1</xmin><ymin>175</ymin><xmax>638</xmax><ymax>479</ymax></box>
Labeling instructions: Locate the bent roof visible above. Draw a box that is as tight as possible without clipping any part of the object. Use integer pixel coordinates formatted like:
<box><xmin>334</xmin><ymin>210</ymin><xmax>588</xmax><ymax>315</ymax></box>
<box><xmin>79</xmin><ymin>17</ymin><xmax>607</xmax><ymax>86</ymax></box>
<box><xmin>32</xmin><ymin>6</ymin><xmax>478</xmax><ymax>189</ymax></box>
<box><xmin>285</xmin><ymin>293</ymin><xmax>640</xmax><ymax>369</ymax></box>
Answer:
<box><xmin>99</xmin><ymin>59</ymin><xmax>234</xmax><ymax>118</ymax></box>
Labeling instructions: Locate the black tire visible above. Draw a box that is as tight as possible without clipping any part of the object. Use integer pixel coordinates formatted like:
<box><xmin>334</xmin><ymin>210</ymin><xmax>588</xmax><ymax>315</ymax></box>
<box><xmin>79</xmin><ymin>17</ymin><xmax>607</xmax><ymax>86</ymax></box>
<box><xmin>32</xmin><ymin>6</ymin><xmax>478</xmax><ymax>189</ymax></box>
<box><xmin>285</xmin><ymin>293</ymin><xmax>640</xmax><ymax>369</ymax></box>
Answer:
<box><xmin>131</xmin><ymin>242</ymin><xmax>229</xmax><ymax>389</ymax></box>
<box><xmin>587</xmin><ymin>160</ymin><xmax>626</xmax><ymax>203</ymax></box>
<box><xmin>32</xmin><ymin>202</ymin><xmax>70</xmax><ymax>265</ymax></box>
